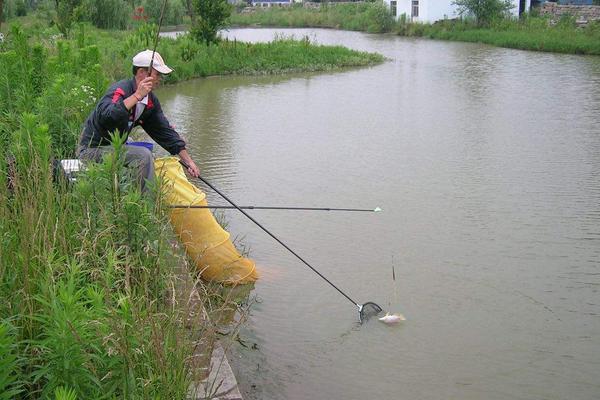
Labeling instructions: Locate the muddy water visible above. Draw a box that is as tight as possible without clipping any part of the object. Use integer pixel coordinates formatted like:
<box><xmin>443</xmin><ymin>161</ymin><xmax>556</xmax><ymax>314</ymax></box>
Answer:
<box><xmin>158</xmin><ymin>29</ymin><xmax>600</xmax><ymax>400</ymax></box>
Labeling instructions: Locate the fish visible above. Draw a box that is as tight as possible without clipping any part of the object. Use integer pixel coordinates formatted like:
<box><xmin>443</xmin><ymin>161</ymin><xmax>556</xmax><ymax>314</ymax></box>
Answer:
<box><xmin>378</xmin><ymin>312</ymin><xmax>406</xmax><ymax>325</ymax></box>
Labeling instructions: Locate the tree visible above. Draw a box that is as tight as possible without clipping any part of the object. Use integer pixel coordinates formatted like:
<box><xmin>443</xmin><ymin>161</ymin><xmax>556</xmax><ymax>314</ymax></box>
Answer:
<box><xmin>186</xmin><ymin>0</ymin><xmax>195</xmax><ymax>24</ymax></box>
<box><xmin>452</xmin><ymin>0</ymin><xmax>514</xmax><ymax>26</ymax></box>
<box><xmin>55</xmin><ymin>0</ymin><xmax>82</xmax><ymax>36</ymax></box>
<box><xmin>191</xmin><ymin>0</ymin><xmax>231</xmax><ymax>45</ymax></box>
<box><xmin>0</xmin><ymin>0</ymin><xmax>4</xmax><ymax>31</ymax></box>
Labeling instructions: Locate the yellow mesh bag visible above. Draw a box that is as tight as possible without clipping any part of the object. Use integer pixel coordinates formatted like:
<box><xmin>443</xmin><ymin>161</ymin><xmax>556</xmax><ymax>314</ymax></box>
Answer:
<box><xmin>155</xmin><ymin>157</ymin><xmax>258</xmax><ymax>285</ymax></box>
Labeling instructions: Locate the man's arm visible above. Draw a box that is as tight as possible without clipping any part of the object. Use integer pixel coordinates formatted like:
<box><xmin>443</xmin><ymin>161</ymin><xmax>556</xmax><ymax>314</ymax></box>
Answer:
<box><xmin>178</xmin><ymin>148</ymin><xmax>200</xmax><ymax>177</ymax></box>
<box><xmin>143</xmin><ymin>97</ymin><xmax>200</xmax><ymax>177</ymax></box>
<box><xmin>123</xmin><ymin>77</ymin><xmax>154</xmax><ymax>110</ymax></box>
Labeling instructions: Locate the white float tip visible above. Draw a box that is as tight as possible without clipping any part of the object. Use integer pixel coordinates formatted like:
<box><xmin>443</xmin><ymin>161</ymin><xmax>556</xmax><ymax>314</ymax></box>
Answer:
<box><xmin>374</xmin><ymin>207</ymin><xmax>382</xmax><ymax>212</ymax></box>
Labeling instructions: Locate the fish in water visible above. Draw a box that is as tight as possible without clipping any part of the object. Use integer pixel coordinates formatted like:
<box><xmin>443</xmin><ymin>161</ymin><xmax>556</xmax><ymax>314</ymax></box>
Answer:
<box><xmin>378</xmin><ymin>313</ymin><xmax>406</xmax><ymax>324</ymax></box>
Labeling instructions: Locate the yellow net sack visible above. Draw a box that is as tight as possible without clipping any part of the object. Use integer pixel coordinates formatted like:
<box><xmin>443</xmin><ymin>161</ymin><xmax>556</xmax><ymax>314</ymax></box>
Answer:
<box><xmin>155</xmin><ymin>157</ymin><xmax>258</xmax><ymax>285</ymax></box>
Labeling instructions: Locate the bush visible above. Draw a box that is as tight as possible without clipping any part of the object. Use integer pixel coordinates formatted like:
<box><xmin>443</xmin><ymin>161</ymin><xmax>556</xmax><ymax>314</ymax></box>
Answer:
<box><xmin>80</xmin><ymin>0</ymin><xmax>130</xmax><ymax>29</ymax></box>
<box><xmin>452</xmin><ymin>0</ymin><xmax>515</xmax><ymax>26</ymax></box>
<box><xmin>584</xmin><ymin>20</ymin><xmax>600</xmax><ymax>38</ymax></box>
<box><xmin>15</xmin><ymin>0</ymin><xmax>27</xmax><ymax>17</ymax></box>
<box><xmin>55</xmin><ymin>0</ymin><xmax>82</xmax><ymax>37</ymax></box>
<box><xmin>364</xmin><ymin>2</ymin><xmax>393</xmax><ymax>33</ymax></box>
<box><xmin>191</xmin><ymin>0</ymin><xmax>232</xmax><ymax>44</ymax></box>
<box><xmin>142</xmin><ymin>0</ymin><xmax>187</xmax><ymax>26</ymax></box>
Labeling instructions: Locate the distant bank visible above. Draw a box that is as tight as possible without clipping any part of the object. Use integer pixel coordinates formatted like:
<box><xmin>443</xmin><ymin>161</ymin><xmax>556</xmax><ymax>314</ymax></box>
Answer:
<box><xmin>231</xmin><ymin>3</ymin><xmax>600</xmax><ymax>56</ymax></box>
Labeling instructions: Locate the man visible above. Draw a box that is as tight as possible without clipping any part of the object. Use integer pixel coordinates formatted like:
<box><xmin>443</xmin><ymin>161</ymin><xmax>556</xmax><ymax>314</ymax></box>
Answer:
<box><xmin>78</xmin><ymin>49</ymin><xmax>200</xmax><ymax>192</ymax></box>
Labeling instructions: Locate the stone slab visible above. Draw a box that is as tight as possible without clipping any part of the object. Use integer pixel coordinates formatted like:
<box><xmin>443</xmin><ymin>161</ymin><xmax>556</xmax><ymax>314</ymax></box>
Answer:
<box><xmin>189</xmin><ymin>342</ymin><xmax>243</xmax><ymax>400</ymax></box>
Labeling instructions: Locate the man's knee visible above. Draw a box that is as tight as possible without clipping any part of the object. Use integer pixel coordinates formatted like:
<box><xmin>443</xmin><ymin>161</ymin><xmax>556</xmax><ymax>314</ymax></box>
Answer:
<box><xmin>125</xmin><ymin>146</ymin><xmax>154</xmax><ymax>167</ymax></box>
<box><xmin>124</xmin><ymin>146</ymin><xmax>155</xmax><ymax>190</ymax></box>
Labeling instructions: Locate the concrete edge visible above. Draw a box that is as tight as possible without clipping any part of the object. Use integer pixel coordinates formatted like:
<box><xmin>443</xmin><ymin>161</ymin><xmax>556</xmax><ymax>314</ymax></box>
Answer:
<box><xmin>185</xmin><ymin>281</ymin><xmax>243</xmax><ymax>400</ymax></box>
<box><xmin>190</xmin><ymin>342</ymin><xmax>243</xmax><ymax>400</ymax></box>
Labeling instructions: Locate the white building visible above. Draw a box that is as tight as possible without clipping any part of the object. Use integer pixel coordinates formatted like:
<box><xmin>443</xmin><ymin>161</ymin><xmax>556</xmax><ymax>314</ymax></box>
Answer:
<box><xmin>384</xmin><ymin>0</ymin><xmax>532</xmax><ymax>23</ymax></box>
<box><xmin>251</xmin><ymin>0</ymin><xmax>292</xmax><ymax>7</ymax></box>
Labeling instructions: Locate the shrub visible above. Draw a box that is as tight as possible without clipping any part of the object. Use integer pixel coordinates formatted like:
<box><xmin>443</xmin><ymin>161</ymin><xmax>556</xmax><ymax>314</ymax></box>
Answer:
<box><xmin>15</xmin><ymin>0</ymin><xmax>26</xmax><ymax>17</ymax></box>
<box><xmin>452</xmin><ymin>0</ymin><xmax>515</xmax><ymax>26</ymax></box>
<box><xmin>80</xmin><ymin>0</ymin><xmax>130</xmax><ymax>29</ymax></box>
<box><xmin>142</xmin><ymin>0</ymin><xmax>186</xmax><ymax>25</ymax></box>
<box><xmin>191</xmin><ymin>0</ymin><xmax>232</xmax><ymax>44</ymax></box>
<box><xmin>55</xmin><ymin>0</ymin><xmax>82</xmax><ymax>37</ymax></box>
<box><xmin>365</xmin><ymin>2</ymin><xmax>393</xmax><ymax>33</ymax></box>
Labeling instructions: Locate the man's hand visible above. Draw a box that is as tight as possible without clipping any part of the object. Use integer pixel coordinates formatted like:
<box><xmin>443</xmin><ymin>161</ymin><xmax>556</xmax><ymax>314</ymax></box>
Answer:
<box><xmin>135</xmin><ymin>76</ymin><xmax>154</xmax><ymax>99</ymax></box>
<box><xmin>178</xmin><ymin>149</ymin><xmax>200</xmax><ymax>178</ymax></box>
<box><xmin>184</xmin><ymin>159</ymin><xmax>200</xmax><ymax>178</ymax></box>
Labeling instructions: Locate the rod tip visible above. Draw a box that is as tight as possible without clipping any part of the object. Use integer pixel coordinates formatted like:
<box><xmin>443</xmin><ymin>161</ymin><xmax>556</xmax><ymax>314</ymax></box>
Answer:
<box><xmin>374</xmin><ymin>207</ymin><xmax>382</xmax><ymax>212</ymax></box>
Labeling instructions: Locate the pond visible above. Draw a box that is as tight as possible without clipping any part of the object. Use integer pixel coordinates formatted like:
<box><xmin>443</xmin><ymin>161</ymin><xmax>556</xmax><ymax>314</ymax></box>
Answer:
<box><xmin>158</xmin><ymin>28</ymin><xmax>600</xmax><ymax>400</ymax></box>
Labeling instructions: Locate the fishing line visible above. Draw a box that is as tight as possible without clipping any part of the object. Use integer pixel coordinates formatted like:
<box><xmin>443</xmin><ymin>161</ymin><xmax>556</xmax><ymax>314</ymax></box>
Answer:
<box><xmin>168</xmin><ymin>205</ymin><xmax>382</xmax><ymax>212</ymax></box>
<box><xmin>179</xmin><ymin>161</ymin><xmax>383</xmax><ymax>322</ymax></box>
<box><xmin>149</xmin><ymin>0</ymin><xmax>169</xmax><ymax>73</ymax></box>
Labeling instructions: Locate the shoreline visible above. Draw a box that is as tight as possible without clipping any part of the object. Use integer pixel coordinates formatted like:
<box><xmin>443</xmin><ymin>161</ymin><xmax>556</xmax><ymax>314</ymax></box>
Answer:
<box><xmin>229</xmin><ymin>6</ymin><xmax>600</xmax><ymax>56</ymax></box>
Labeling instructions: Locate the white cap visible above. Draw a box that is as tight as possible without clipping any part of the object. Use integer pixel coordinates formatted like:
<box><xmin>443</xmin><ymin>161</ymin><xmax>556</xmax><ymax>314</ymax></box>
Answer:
<box><xmin>132</xmin><ymin>49</ymin><xmax>173</xmax><ymax>74</ymax></box>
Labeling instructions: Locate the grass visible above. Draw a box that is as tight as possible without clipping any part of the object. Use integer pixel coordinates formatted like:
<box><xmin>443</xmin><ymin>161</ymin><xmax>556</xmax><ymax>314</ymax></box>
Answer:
<box><xmin>398</xmin><ymin>15</ymin><xmax>600</xmax><ymax>55</ymax></box>
<box><xmin>166</xmin><ymin>35</ymin><xmax>384</xmax><ymax>79</ymax></box>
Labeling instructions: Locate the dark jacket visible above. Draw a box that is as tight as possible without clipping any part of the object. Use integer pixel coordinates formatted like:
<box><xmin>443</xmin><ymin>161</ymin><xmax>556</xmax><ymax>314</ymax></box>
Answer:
<box><xmin>79</xmin><ymin>78</ymin><xmax>186</xmax><ymax>155</ymax></box>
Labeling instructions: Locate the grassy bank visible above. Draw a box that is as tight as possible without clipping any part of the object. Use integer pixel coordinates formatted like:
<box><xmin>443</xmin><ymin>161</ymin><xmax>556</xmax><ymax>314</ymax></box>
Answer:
<box><xmin>0</xmin><ymin>25</ymin><xmax>218</xmax><ymax>397</ymax></box>
<box><xmin>397</xmin><ymin>16</ymin><xmax>600</xmax><ymax>55</ymax></box>
<box><xmin>232</xmin><ymin>5</ymin><xmax>600</xmax><ymax>56</ymax></box>
<box><xmin>0</xmin><ymin>15</ymin><xmax>383</xmax><ymax>398</ymax></box>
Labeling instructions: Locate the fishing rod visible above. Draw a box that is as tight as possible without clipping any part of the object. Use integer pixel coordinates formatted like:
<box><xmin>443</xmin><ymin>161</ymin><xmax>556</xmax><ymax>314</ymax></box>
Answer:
<box><xmin>168</xmin><ymin>205</ymin><xmax>383</xmax><ymax>212</ymax></box>
<box><xmin>149</xmin><ymin>0</ymin><xmax>169</xmax><ymax>73</ymax></box>
<box><xmin>178</xmin><ymin>160</ymin><xmax>383</xmax><ymax>322</ymax></box>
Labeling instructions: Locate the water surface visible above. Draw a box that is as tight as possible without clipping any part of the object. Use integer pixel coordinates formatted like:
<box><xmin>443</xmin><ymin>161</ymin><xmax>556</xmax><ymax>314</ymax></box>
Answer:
<box><xmin>158</xmin><ymin>29</ymin><xmax>600</xmax><ymax>400</ymax></box>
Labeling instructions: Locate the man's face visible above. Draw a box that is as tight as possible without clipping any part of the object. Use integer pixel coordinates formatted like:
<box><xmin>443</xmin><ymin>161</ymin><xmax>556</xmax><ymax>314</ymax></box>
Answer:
<box><xmin>149</xmin><ymin>68</ymin><xmax>163</xmax><ymax>87</ymax></box>
<box><xmin>137</xmin><ymin>67</ymin><xmax>163</xmax><ymax>87</ymax></box>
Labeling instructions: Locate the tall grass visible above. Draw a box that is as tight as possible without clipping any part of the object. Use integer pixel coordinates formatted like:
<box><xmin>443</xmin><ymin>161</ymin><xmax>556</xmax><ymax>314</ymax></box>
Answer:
<box><xmin>0</xmin><ymin>117</ymin><xmax>250</xmax><ymax>397</ymax></box>
<box><xmin>0</xmin><ymin>113</ymin><xmax>201</xmax><ymax>397</ymax></box>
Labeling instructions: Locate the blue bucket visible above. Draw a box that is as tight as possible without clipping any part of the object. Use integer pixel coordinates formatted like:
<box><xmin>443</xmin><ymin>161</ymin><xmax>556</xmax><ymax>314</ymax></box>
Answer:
<box><xmin>126</xmin><ymin>141</ymin><xmax>154</xmax><ymax>151</ymax></box>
